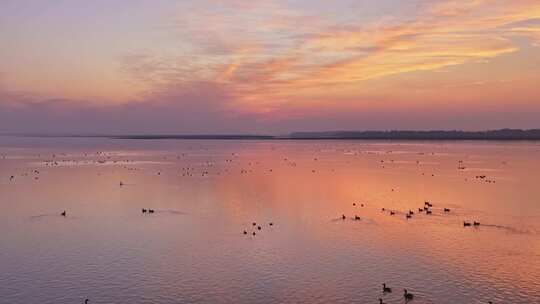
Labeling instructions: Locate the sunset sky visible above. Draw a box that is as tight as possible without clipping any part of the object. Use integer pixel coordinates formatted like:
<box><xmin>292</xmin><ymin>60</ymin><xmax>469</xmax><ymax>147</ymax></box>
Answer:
<box><xmin>1</xmin><ymin>0</ymin><xmax>539</xmax><ymax>134</ymax></box>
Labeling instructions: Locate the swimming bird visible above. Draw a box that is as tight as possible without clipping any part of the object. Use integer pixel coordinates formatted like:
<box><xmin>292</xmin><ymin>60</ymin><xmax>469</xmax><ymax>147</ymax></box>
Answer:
<box><xmin>444</xmin><ymin>208</ymin><xmax>450</xmax><ymax>212</ymax></box>
<box><xmin>149</xmin><ymin>209</ymin><xmax>155</xmax><ymax>213</ymax></box>
<box><xmin>354</xmin><ymin>215</ymin><xmax>361</xmax><ymax>220</ymax></box>
<box><xmin>382</xmin><ymin>283</ymin><xmax>392</xmax><ymax>293</ymax></box>
<box><xmin>426</xmin><ymin>210</ymin><xmax>432</xmax><ymax>215</ymax></box>
<box><xmin>252</xmin><ymin>232</ymin><xmax>256</xmax><ymax>236</ymax></box>
<box><xmin>269</xmin><ymin>222</ymin><xmax>274</xmax><ymax>226</ymax></box>
<box><xmin>409</xmin><ymin>210</ymin><xmax>414</xmax><ymax>215</ymax></box>
<box><xmin>142</xmin><ymin>208</ymin><xmax>147</xmax><ymax>213</ymax></box>
<box><xmin>473</xmin><ymin>221</ymin><xmax>480</xmax><ymax>226</ymax></box>
<box><xmin>404</xmin><ymin>289</ymin><xmax>414</xmax><ymax>301</ymax></box>
<box><xmin>464</xmin><ymin>221</ymin><xmax>472</xmax><ymax>227</ymax></box>
<box><xmin>390</xmin><ymin>211</ymin><xmax>395</xmax><ymax>215</ymax></box>
<box><xmin>252</xmin><ymin>222</ymin><xmax>256</xmax><ymax>226</ymax></box>
<box><xmin>257</xmin><ymin>226</ymin><xmax>262</xmax><ymax>230</ymax></box>
<box><xmin>61</xmin><ymin>211</ymin><xmax>66</xmax><ymax>217</ymax></box>
<box><xmin>119</xmin><ymin>181</ymin><xmax>123</xmax><ymax>186</ymax></box>
<box><xmin>342</xmin><ymin>214</ymin><xmax>346</xmax><ymax>220</ymax></box>
<box><xmin>406</xmin><ymin>214</ymin><xmax>412</xmax><ymax>219</ymax></box>
<box><xmin>418</xmin><ymin>208</ymin><xmax>424</xmax><ymax>212</ymax></box>
<box><xmin>243</xmin><ymin>230</ymin><xmax>247</xmax><ymax>235</ymax></box>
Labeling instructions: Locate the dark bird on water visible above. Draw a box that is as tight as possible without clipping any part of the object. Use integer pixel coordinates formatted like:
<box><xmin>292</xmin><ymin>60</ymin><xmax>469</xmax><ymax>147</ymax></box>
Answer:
<box><xmin>149</xmin><ymin>209</ymin><xmax>155</xmax><ymax>213</ymax></box>
<box><xmin>243</xmin><ymin>230</ymin><xmax>247</xmax><ymax>235</ymax></box>
<box><xmin>61</xmin><ymin>211</ymin><xmax>66</xmax><ymax>217</ymax></box>
<box><xmin>142</xmin><ymin>208</ymin><xmax>147</xmax><ymax>213</ymax></box>
<box><xmin>404</xmin><ymin>289</ymin><xmax>414</xmax><ymax>301</ymax></box>
<box><xmin>444</xmin><ymin>208</ymin><xmax>450</xmax><ymax>212</ymax></box>
<box><xmin>406</xmin><ymin>214</ymin><xmax>412</xmax><ymax>219</ymax></box>
<box><xmin>269</xmin><ymin>222</ymin><xmax>274</xmax><ymax>226</ymax></box>
<box><xmin>382</xmin><ymin>283</ymin><xmax>392</xmax><ymax>293</ymax></box>
<box><xmin>354</xmin><ymin>215</ymin><xmax>361</xmax><ymax>220</ymax></box>
<box><xmin>390</xmin><ymin>211</ymin><xmax>395</xmax><ymax>215</ymax></box>
<box><xmin>474</xmin><ymin>221</ymin><xmax>480</xmax><ymax>226</ymax></box>
<box><xmin>342</xmin><ymin>214</ymin><xmax>346</xmax><ymax>220</ymax></box>
<box><xmin>464</xmin><ymin>221</ymin><xmax>472</xmax><ymax>227</ymax></box>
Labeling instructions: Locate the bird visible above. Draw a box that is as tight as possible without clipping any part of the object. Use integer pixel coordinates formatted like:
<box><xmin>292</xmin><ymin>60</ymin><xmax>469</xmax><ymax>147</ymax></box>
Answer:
<box><xmin>257</xmin><ymin>226</ymin><xmax>262</xmax><ymax>230</ymax></box>
<box><xmin>243</xmin><ymin>230</ymin><xmax>247</xmax><ymax>235</ymax></box>
<box><xmin>85</xmin><ymin>299</ymin><xmax>89</xmax><ymax>304</ymax></box>
<box><xmin>404</xmin><ymin>289</ymin><xmax>414</xmax><ymax>301</ymax></box>
<box><xmin>342</xmin><ymin>214</ymin><xmax>346</xmax><ymax>220</ymax></box>
<box><xmin>61</xmin><ymin>211</ymin><xmax>66</xmax><ymax>217</ymax></box>
<box><xmin>409</xmin><ymin>210</ymin><xmax>414</xmax><ymax>215</ymax></box>
<box><xmin>464</xmin><ymin>221</ymin><xmax>472</xmax><ymax>227</ymax></box>
<box><xmin>354</xmin><ymin>215</ymin><xmax>361</xmax><ymax>220</ymax></box>
<box><xmin>444</xmin><ymin>208</ymin><xmax>450</xmax><ymax>212</ymax></box>
<box><xmin>473</xmin><ymin>221</ymin><xmax>480</xmax><ymax>226</ymax></box>
<box><xmin>390</xmin><ymin>211</ymin><xmax>395</xmax><ymax>215</ymax></box>
<box><xmin>379</xmin><ymin>298</ymin><xmax>385</xmax><ymax>304</ymax></box>
<box><xmin>142</xmin><ymin>208</ymin><xmax>147</xmax><ymax>213</ymax></box>
<box><xmin>418</xmin><ymin>208</ymin><xmax>424</xmax><ymax>212</ymax></box>
<box><xmin>382</xmin><ymin>283</ymin><xmax>392</xmax><ymax>293</ymax></box>
<box><xmin>252</xmin><ymin>222</ymin><xmax>256</xmax><ymax>226</ymax></box>
<box><xmin>406</xmin><ymin>214</ymin><xmax>412</xmax><ymax>219</ymax></box>
<box><xmin>426</xmin><ymin>210</ymin><xmax>432</xmax><ymax>215</ymax></box>
<box><xmin>119</xmin><ymin>181</ymin><xmax>124</xmax><ymax>186</ymax></box>
<box><xmin>252</xmin><ymin>232</ymin><xmax>256</xmax><ymax>236</ymax></box>
<box><xmin>149</xmin><ymin>209</ymin><xmax>155</xmax><ymax>213</ymax></box>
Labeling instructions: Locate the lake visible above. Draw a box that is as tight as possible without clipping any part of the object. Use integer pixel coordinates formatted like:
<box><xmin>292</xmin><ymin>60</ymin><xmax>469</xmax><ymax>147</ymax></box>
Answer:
<box><xmin>1</xmin><ymin>137</ymin><xmax>539</xmax><ymax>303</ymax></box>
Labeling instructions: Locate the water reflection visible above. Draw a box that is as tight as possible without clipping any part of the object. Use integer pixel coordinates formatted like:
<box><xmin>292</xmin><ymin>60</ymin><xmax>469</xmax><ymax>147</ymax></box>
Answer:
<box><xmin>0</xmin><ymin>137</ymin><xmax>539</xmax><ymax>303</ymax></box>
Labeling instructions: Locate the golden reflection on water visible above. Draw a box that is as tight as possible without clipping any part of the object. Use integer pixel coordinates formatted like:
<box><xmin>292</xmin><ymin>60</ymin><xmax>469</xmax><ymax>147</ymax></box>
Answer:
<box><xmin>0</xmin><ymin>138</ymin><xmax>539</xmax><ymax>303</ymax></box>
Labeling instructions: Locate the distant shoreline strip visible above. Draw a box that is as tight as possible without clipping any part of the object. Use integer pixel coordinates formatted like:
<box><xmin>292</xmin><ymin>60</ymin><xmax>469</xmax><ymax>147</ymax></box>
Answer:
<box><xmin>3</xmin><ymin>129</ymin><xmax>540</xmax><ymax>140</ymax></box>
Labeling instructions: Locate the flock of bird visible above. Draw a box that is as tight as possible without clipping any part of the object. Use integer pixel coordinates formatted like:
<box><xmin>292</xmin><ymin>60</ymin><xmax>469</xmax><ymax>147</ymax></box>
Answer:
<box><xmin>243</xmin><ymin>221</ymin><xmax>274</xmax><ymax>236</ymax></box>
<box><xmin>350</xmin><ymin>200</ymin><xmax>485</xmax><ymax>228</ymax></box>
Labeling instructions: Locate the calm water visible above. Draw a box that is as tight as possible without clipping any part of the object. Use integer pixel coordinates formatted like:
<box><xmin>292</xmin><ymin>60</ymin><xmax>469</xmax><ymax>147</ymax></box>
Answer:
<box><xmin>1</xmin><ymin>137</ymin><xmax>539</xmax><ymax>304</ymax></box>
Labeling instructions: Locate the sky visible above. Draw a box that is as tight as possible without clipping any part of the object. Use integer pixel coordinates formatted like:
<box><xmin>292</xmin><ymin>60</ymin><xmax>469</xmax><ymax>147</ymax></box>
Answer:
<box><xmin>1</xmin><ymin>0</ymin><xmax>539</xmax><ymax>134</ymax></box>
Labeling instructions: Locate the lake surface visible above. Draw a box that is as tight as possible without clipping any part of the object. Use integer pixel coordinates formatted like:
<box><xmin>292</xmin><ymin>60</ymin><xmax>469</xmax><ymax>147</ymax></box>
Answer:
<box><xmin>1</xmin><ymin>137</ymin><xmax>539</xmax><ymax>304</ymax></box>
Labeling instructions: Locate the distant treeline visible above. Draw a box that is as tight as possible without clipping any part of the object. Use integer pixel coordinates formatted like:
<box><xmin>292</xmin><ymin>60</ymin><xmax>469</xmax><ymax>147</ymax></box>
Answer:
<box><xmin>6</xmin><ymin>129</ymin><xmax>540</xmax><ymax>140</ymax></box>
<box><xmin>285</xmin><ymin>129</ymin><xmax>540</xmax><ymax>140</ymax></box>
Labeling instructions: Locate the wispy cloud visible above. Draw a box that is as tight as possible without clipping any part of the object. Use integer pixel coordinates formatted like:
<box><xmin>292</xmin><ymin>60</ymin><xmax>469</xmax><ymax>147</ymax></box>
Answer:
<box><xmin>118</xmin><ymin>0</ymin><xmax>540</xmax><ymax>110</ymax></box>
<box><xmin>1</xmin><ymin>0</ymin><xmax>540</xmax><ymax>133</ymax></box>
